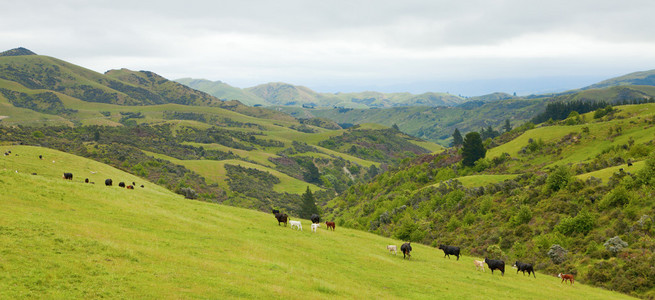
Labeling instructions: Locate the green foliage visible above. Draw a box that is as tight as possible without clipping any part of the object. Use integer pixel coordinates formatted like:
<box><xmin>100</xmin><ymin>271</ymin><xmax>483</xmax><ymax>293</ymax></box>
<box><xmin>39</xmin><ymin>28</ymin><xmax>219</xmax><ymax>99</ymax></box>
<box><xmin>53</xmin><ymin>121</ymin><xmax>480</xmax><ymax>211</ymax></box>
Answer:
<box><xmin>546</xmin><ymin>165</ymin><xmax>571</xmax><ymax>192</ymax></box>
<box><xmin>503</xmin><ymin>119</ymin><xmax>512</xmax><ymax>133</ymax></box>
<box><xmin>593</xmin><ymin>106</ymin><xmax>616</xmax><ymax>119</ymax></box>
<box><xmin>318</xmin><ymin>128</ymin><xmax>429</xmax><ymax>163</ymax></box>
<box><xmin>0</xmin><ymin>88</ymin><xmax>77</xmax><ymax>115</ymax></box>
<box><xmin>532</xmin><ymin>100</ymin><xmax>608</xmax><ymax>124</ymax></box>
<box><xmin>485</xmin><ymin>244</ymin><xmax>504</xmax><ymax>260</ymax></box>
<box><xmin>393</xmin><ymin>214</ymin><xmax>419</xmax><ymax>241</ymax></box>
<box><xmin>461</xmin><ymin>132</ymin><xmax>486</xmax><ymax>167</ymax></box>
<box><xmin>510</xmin><ymin>205</ymin><xmax>533</xmax><ymax>226</ymax></box>
<box><xmin>556</xmin><ymin>210</ymin><xmax>595</xmax><ymax>236</ymax></box>
<box><xmin>300</xmin><ymin>187</ymin><xmax>319</xmax><ymax>219</ymax></box>
<box><xmin>599</xmin><ymin>186</ymin><xmax>632</xmax><ymax>210</ymax></box>
<box><xmin>32</xmin><ymin>130</ymin><xmax>44</xmax><ymax>139</ymax></box>
<box><xmin>452</xmin><ymin>128</ymin><xmax>463</xmax><ymax>147</ymax></box>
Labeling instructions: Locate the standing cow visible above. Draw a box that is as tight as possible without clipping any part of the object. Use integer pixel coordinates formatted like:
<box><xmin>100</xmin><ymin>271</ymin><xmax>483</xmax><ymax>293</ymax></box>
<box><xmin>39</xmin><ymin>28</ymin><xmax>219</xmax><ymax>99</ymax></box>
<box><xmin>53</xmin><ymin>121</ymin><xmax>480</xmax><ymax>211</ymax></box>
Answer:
<box><xmin>484</xmin><ymin>258</ymin><xmax>505</xmax><ymax>276</ymax></box>
<box><xmin>438</xmin><ymin>244</ymin><xmax>461</xmax><ymax>260</ymax></box>
<box><xmin>558</xmin><ymin>273</ymin><xmax>574</xmax><ymax>285</ymax></box>
<box><xmin>311</xmin><ymin>214</ymin><xmax>320</xmax><ymax>224</ymax></box>
<box><xmin>513</xmin><ymin>261</ymin><xmax>536</xmax><ymax>278</ymax></box>
<box><xmin>62</xmin><ymin>172</ymin><xmax>73</xmax><ymax>180</ymax></box>
<box><xmin>325</xmin><ymin>221</ymin><xmax>336</xmax><ymax>231</ymax></box>
<box><xmin>275</xmin><ymin>213</ymin><xmax>288</xmax><ymax>226</ymax></box>
<box><xmin>401</xmin><ymin>242</ymin><xmax>412</xmax><ymax>260</ymax></box>
<box><xmin>105</xmin><ymin>179</ymin><xmax>113</xmax><ymax>186</ymax></box>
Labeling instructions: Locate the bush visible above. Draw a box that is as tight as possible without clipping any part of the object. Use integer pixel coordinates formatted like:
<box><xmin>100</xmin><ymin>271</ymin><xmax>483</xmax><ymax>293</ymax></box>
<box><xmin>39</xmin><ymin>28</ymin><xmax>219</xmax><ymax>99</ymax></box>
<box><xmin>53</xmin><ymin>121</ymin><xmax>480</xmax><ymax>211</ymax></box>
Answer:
<box><xmin>486</xmin><ymin>244</ymin><xmax>504</xmax><ymax>260</ymax></box>
<box><xmin>599</xmin><ymin>186</ymin><xmax>632</xmax><ymax>210</ymax></box>
<box><xmin>177</xmin><ymin>187</ymin><xmax>197</xmax><ymax>199</ymax></box>
<box><xmin>547</xmin><ymin>244</ymin><xmax>568</xmax><ymax>264</ymax></box>
<box><xmin>556</xmin><ymin>210</ymin><xmax>595</xmax><ymax>236</ymax></box>
<box><xmin>604</xmin><ymin>236</ymin><xmax>628</xmax><ymax>255</ymax></box>
<box><xmin>546</xmin><ymin>165</ymin><xmax>571</xmax><ymax>192</ymax></box>
<box><xmin>510</xmin><ymin>205</ymin><xmax>533</xmax><ymax>226</ymax></box>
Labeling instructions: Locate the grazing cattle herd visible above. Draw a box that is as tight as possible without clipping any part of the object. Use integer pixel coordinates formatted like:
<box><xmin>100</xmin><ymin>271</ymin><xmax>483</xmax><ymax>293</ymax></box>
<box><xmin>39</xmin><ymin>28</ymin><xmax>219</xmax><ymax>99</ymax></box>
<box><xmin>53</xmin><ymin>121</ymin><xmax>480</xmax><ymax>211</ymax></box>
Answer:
<box><xmin>3</xmin><ymin>151</ymin><xmax>577</xmax><ymax>288</ymax></box>
<box><xmin>268</xmin><ymin>208</ymin><xmax>578</xmax><ymax>286</ymax></box>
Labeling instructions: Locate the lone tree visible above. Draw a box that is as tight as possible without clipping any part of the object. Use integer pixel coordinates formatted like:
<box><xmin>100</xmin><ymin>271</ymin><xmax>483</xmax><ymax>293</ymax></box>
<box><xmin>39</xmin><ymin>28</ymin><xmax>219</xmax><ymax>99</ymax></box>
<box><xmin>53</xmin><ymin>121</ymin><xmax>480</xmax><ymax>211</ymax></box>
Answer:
<box><xmin>461</xmin><ymin>132</ymin><xmax>486</xmax><ymax>167</ymax></box>
<box><xmin>452</xmin><ymin>128</ymin><xmax>463</xmax><ymax>147</ymax></box>
<box><xmin>503</xmin><ymin>119</ymin><xmax>512</xmax><ymax>133</ymax></box>
<box><xmin>300</xmin><ymin>186</ymin><xmax>319</xmax><ymax>219</ymax></box>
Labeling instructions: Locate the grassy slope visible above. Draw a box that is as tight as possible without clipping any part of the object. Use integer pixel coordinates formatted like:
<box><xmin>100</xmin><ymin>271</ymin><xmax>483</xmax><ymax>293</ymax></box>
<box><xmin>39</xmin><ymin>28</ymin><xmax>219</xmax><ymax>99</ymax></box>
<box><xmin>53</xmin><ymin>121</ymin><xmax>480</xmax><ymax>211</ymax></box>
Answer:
<box><xmin>0</xmin><ymin>146</ymin><xmax>632</xmax><ymax>299</ymax></box>
<box><xmin>143</xmin><ymin>150</ymin><xmax>321</xmax><ymax>194</ymax></box>
<box><xmin>488</xmin><ymin>104</ymin><xmax>655</xmax><ymax>168</ymax></box>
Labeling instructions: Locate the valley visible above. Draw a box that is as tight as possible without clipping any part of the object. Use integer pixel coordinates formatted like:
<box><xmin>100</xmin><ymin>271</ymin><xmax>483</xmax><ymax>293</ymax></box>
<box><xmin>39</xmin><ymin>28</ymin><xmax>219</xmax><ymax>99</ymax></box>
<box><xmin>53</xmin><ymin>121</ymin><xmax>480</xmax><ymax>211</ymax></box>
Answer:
<box><xmin>1</xmin><ymin>48</ymin><xmax>654</xmax><ymax>298</ymax></box>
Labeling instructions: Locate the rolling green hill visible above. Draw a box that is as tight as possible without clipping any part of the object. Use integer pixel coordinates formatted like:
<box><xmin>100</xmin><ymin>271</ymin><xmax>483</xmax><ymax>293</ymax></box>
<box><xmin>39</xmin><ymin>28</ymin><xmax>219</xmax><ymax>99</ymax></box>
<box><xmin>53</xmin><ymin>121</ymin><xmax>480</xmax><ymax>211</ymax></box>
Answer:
<box><xmin>0</xmin><ymin>146</ymin><xmax>633</xmax><ymax>299</ymax></box>
<box><xmin>583</xmin><ymin>69</ymin><xmax>655</xmax><ymax>90</ymax></box>
<box><xmin>325</xmin><ymin>103</ymin><xmax>655</xmax><ymax>298</ymax></box>
<box><xmin>0</xmin><ymin>48</ymin><xmax>441</xmax><ymax>217</ymax></box>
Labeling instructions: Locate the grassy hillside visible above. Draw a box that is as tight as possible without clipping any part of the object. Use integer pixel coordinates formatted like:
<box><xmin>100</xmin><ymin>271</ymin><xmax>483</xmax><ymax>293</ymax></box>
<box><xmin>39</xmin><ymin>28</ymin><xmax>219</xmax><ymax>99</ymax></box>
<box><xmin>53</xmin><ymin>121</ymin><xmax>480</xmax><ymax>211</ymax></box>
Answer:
<box><xmin>583</xmin><ymin>69</ymin><xmax>655</xmax><ymax>90</ymax></box>
<box><xmin>325</xmin><ymin>103</ymin><xmax>655</xmax><ymax>298</ymax></box>
<box><xmin>0</xmin><ymin>147</ymin><xmax>632</xmax><ymax>299</ymax></box>
<box><xmin>0</xmin><ymin>50</ymin><xmax>443</xmax><ymax>216</ymax></box>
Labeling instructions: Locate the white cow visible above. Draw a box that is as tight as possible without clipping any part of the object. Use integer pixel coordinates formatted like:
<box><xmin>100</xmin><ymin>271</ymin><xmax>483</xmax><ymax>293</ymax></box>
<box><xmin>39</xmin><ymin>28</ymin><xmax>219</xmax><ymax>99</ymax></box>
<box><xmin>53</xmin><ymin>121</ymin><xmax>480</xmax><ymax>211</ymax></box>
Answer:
<box><xmin>387</xmin><ymin>245</ymin><xmax>397</xmax><ymax>255</ymax></box>
<box><xmin>311</xmin><ymin>223</ymin><xmax>320</xmax><ymax>233</ymax></box>
<box><xmin>474</xmin><ymin>259</ymin><xmax>485</xmax><ymax>272</ymax></box>
<box><xmin>289</xmin><ymin>220</ymin><xmax>302</xmax><ymax>231</ymax></box>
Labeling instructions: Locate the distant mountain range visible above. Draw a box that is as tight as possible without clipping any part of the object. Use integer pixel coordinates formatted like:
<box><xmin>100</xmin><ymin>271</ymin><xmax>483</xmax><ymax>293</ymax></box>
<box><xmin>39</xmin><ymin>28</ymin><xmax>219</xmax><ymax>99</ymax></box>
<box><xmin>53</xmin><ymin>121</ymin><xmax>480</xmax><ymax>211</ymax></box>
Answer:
<box><xmin>176</xmin><ymin>78</ymin><xmax>476</xmax><ymax>108</ymax></box>
<box><xmin>177</xmin><ymin>69</ymin><xmax>655</xmax><ymax>108</ymax></box>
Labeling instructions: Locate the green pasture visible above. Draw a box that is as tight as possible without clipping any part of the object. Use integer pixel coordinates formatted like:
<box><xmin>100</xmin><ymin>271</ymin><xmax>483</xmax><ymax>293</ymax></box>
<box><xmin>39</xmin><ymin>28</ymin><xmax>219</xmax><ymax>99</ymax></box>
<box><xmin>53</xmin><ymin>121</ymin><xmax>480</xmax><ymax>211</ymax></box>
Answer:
<box><xmin>457</xmin><ymin>174</ymin><xmax>519</xmax><ymax>188</ymax></box>
<box><xmin>576</xmin><ymin>160</ymin><xmax>646</xmax><ymax>183</ymax></box>
<box><xmin>0</xmin><ymin>151</ymin><xmax>634</xmax><ymax>299</ymax></box>
<box><xmin>487</xmin><ymin>104</ymin><xmax>655</xmax><ymax>171</ymax></box>
<box><xmin>142</xmin><ymin>151</ymin><xmax>320</xmax><ymax>195</ymax></box>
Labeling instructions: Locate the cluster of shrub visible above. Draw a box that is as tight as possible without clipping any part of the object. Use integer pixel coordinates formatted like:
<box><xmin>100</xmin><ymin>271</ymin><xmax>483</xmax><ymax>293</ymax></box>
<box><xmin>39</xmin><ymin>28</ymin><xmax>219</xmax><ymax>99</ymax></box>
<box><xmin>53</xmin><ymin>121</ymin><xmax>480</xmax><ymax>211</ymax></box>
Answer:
<box><xmin>318</xmin><ymin>128</ymin><xmax>429</xmax><ymax>163</ymax></box>
<box><xmin>0</xmin><ymin>89</ymin><xmax>77</xmax><ymax>115</ymax></box>
<box><xmin>325</xmin><ymin>135</ymin><xmax>655</xmax><ymax>297</ymax></box>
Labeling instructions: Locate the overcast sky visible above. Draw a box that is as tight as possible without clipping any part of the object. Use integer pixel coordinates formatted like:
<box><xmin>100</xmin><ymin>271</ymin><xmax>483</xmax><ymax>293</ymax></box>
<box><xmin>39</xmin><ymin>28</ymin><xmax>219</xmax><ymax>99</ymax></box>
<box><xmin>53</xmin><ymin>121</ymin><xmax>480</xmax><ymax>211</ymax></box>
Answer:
<box><xmin>2</xmin><ymin>0</ymin><xmax>655</xmax><ymax>96</ymax></box>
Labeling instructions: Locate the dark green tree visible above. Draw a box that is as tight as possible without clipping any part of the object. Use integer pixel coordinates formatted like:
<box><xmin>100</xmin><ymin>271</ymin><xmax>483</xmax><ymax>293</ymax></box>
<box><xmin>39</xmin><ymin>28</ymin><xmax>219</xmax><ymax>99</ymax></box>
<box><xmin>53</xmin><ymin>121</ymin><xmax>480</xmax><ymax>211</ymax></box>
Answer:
<box><xmin>367</xmin><ymin>164</ymin><xmax>379</xmax><ymax>179</ymax></box>
<box><xmin>300</xmin><ymin>187</ymin><xmax>319</xmax><ymax>219</ymax></box>
<box><xmin>461</xmin><ymin>132</ymin><xmax>486</xmax><ymax>167</ymax></box>
<box><xmin>452</xmin><ymin>128</ymin><xmax>463</xmax><ymax>147</ymax></box>
<box><xmin>503</xmin><ymin>119</ymin><xmax>512</xmax><ymax>133</ymax></box>
<box><xmin>304</xmin><ymin>160</ymin><xmax>320</xmax><ymax>183</ymax></box>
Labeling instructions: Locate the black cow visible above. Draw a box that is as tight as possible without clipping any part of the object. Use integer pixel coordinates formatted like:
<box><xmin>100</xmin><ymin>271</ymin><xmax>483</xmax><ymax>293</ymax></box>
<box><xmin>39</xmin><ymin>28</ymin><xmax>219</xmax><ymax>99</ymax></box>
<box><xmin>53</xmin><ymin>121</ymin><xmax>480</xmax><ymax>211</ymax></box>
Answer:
<box><xmin>39</xmin><ymin>155</ymin><xmax>42</xmax><ymax>160</ymax></box>
<box><xmin>272</xmin><ymin>209</ymin><xmax>280</xmax><ymax>214</ymax></box>
<box><xmin>438</xmin><ymin>244</ymin><xmax>460</xmax><ymax>260</ymax></box>
<box><xmin>105</xmin><ymin>179</ymin><xmax>113</xmax><ymax>186</ymax></box>
<box><xmin>401</xmin><ymin>242</ymin><xmax>412</xmax><ymax>260</ymax></box>
<box><xmin>513</xmin><ymin>261</ymin><xmax>535</xmax><ymax>278</ymax></box>
<box><xmin>85</xmin><ymin>178</ymin><xmax>89</xmax><ymax>183</ymax></box>
<box><xmin>62</xmin><ymin>172</ymin><xmax>73</xmax><ymax>180</ymax></box>
<box><xmin>118</xmin><ymin>182</ymin><xmax>125</xmax><ymax>188</ymax></box>
<box><xmin>311</xmin><ymin>214</ymin><xmax>320</xmax><ymax>224</ymax></box>
<box><xmin>484</xmin><ymin>258</ymin><xmax>505</xmax><ymax>276</ymax></box>
<box><xmin>275</xmin><ymin>213</ymin><xmax>288</xmax><ymax>226</ymax></box>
